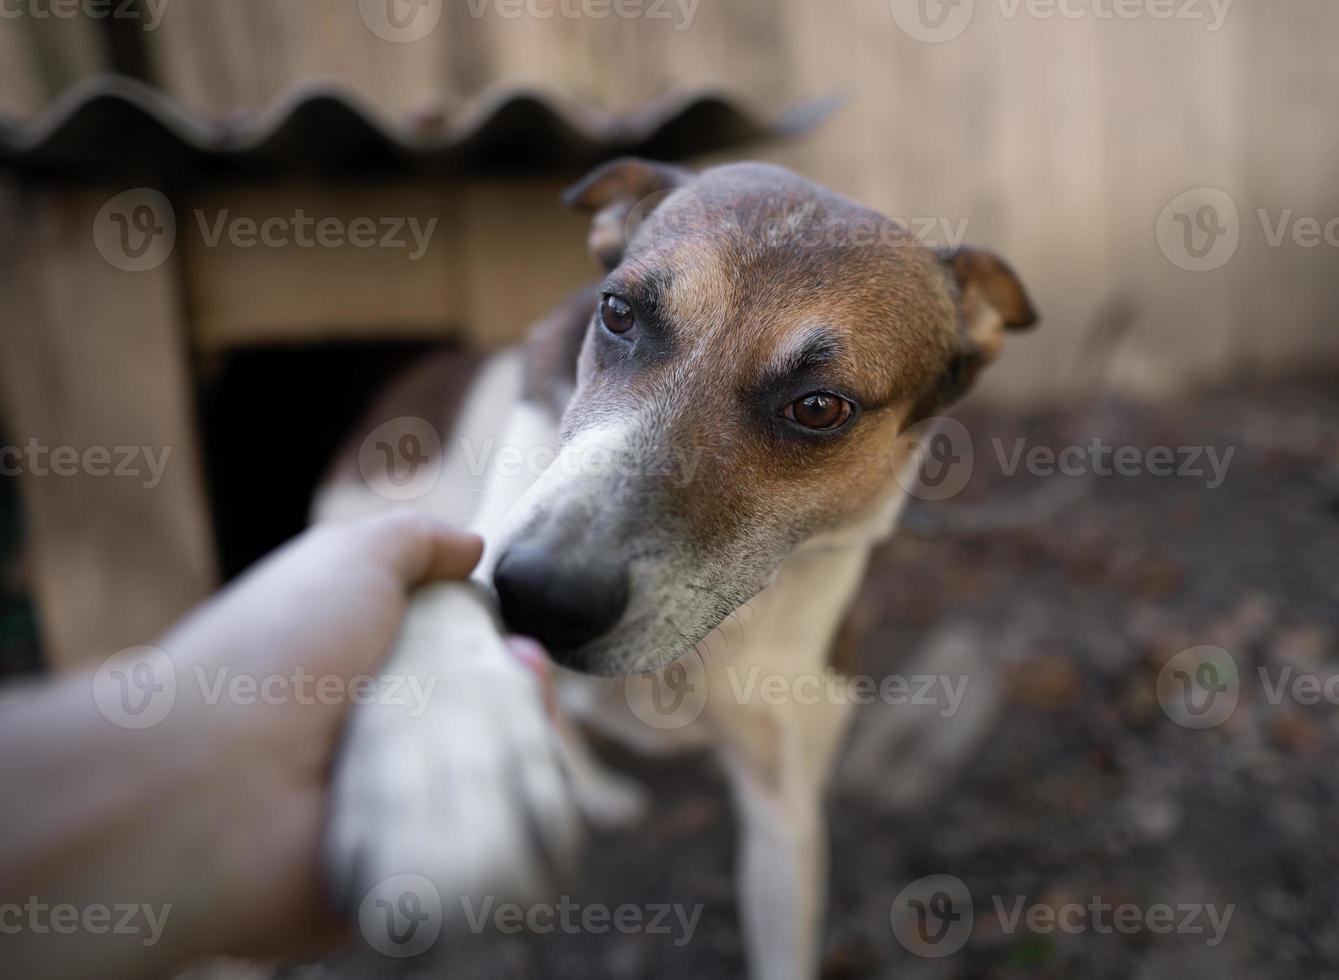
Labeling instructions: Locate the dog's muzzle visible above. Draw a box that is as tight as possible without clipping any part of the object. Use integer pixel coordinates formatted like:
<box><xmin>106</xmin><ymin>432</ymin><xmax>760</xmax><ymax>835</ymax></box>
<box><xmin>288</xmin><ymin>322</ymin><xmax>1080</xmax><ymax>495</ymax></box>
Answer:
<box><xmin>493</xmin><ymin>541</ymin><xmax>630</xmax><ymax>670</ymax></box>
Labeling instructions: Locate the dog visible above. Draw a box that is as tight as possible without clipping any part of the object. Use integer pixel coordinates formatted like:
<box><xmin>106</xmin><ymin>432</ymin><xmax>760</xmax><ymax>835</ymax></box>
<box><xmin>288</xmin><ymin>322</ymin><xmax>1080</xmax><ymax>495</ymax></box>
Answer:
<box><xmin>314</xmin><ymin>158</ymin><xmax>1036</xmax><ymax>979</ymax></box>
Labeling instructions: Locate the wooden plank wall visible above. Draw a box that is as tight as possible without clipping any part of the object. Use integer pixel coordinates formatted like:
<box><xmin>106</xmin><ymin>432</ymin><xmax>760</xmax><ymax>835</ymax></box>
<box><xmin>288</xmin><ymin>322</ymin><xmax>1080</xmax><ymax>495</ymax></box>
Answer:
<box><xmin>0</xmin><ymin>186</ymin><xmax>218</xmax><ymax>667</ymax></box>
<box><xmin>181</xmin><ymin>179</ymin><xmax>594</xmax><ymax>352</ymax></box>
<box><xmin>2</xmin><ymin>0</ymin><xmax>1338</xmax><ymax>401</ymax></box>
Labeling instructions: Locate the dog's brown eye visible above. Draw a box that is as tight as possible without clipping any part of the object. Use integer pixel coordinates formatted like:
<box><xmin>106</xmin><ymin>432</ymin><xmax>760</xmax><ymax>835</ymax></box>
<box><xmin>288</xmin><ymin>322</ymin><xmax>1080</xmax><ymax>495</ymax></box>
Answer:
<box><xmin>600</xmin><ymin>294</ymin><xmax>635</xmax><ymax>335</ymax></box>
<box><xmin>785</xmin><ymin>393</ymin><xmax>853</xmax><ymax>430</ymax></box>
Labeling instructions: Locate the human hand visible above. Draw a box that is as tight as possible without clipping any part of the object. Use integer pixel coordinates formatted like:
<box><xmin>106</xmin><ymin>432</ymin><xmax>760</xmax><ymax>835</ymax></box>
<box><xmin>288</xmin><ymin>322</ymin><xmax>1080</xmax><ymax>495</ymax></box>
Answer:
<box><xmin>0</xmin><ymin>512</ymin><xmax>553</xmax><ymax>979</ymax></box>
<box><xmin>159</xmin><ymin>511</ymin><xmax>488</xmax><ymax>959</ymax></box>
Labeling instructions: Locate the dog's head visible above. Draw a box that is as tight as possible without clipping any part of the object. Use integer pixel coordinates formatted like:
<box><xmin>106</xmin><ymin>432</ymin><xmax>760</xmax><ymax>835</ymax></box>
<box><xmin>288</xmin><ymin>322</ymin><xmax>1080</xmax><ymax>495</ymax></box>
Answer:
<box><xmin>494</xmin><ymin>159</ymin><xmax>1036</xmax><ymax>675</ymax></box>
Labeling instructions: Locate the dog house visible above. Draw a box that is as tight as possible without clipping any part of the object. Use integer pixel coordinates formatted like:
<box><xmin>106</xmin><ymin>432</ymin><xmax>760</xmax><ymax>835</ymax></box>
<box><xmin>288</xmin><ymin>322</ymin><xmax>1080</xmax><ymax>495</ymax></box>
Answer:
<box><xmin>0</xmin><ymin>57</ymin><xmax>825</xmax><ymax>671</ymax></box>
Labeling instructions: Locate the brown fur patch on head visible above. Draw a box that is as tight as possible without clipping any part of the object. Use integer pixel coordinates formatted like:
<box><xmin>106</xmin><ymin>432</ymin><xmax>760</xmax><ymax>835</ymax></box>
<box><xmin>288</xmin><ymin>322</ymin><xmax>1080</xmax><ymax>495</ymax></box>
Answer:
<box><xmin>510</xmin><ymin>160</ymin><xmax>1037</xmax><ymax>671</ymax></box>
<box><xmin>568</xmin><ymin>163</ymin><xmax>964</xmax><ymax>553</ymax></box>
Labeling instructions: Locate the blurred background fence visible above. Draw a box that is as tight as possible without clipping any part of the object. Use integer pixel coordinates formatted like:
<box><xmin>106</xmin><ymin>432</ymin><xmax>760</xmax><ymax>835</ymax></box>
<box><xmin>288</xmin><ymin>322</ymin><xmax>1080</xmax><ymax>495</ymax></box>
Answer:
<box><xmin>3</xmin><ymin>7</ymin><xmax>1338</xmax><ymax>977</ymax></box>
<box><xmin>4</xmin><ymin>0</ymin><xmax>1338</xmax><ymax>402</ymax></box>
<box><xmin>2</xmin><ymin>0</ymin><xmax>1338</xmax><ymax>669</ymax></box>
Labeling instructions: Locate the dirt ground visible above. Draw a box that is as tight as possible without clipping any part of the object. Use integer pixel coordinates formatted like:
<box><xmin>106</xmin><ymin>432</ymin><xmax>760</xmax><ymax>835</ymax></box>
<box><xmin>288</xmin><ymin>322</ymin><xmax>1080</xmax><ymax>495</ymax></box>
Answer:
<box><xmin>7</xmin><ymin>373</ymin><xmax>1338</xmax><ymax>979</ymax></box>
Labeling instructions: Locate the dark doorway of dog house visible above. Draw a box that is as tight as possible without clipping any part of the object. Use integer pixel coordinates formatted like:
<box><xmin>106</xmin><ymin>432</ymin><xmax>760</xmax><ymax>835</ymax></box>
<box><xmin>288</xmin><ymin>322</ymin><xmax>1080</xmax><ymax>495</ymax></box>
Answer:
<box><xmin>0</xmin><ymin>466</ymin><xmax>39</xmax><ymax>681</ymax></box>
<box><xmin>197</xmin><ymin>341</ymin><xmax>447</xmax><ymax>581</ymax></box>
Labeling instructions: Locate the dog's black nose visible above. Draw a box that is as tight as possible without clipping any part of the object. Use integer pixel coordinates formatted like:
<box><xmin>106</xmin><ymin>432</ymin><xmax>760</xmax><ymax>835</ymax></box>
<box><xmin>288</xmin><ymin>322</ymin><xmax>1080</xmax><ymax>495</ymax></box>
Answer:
<box><xmin>493</xmin><ymin>543</ymin><xmax>629</xmax><ymax>665</ymax></box>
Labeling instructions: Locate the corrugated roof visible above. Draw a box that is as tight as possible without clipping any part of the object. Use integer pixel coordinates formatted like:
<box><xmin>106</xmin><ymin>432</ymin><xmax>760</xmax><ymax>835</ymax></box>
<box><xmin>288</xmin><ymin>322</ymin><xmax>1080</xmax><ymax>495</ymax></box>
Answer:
<box><xmin>0</xmin><ymin>75</ymin><xmax>839</xmax><ymax>182</ymax></box>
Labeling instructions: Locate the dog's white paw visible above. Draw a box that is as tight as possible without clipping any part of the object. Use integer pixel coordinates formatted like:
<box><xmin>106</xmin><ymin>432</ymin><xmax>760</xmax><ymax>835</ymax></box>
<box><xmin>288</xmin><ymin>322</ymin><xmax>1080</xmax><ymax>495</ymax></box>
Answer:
<box><xmin>323</xmin><ymin>583</ymin><xmax>581</xmax><ymax>954</ymax></box>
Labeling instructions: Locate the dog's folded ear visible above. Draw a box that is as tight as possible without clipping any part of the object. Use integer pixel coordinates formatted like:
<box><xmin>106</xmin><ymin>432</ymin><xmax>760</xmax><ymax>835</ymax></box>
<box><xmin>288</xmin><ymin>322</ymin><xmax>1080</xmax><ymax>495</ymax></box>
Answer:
<box><xmin>563</xmin><ymin>157</ymin><xmax>695</xmax><ymax>269</ymax></box>
<box><xmin>949</xmin><ymin>246</ymin><xmax>1038</xmax><ymax>355</ymax></box>
<box><xmin>931</xmin><ymin>246</ymin><xmax>1039</xmax><ymax>409</ymax></box>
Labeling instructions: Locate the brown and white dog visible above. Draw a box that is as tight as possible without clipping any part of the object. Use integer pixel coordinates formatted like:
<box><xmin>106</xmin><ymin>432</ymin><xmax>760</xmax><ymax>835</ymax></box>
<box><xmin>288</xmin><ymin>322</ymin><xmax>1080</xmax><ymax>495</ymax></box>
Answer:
<box><xmin>315</xmin><ymin>158</ymin><xmax>1036</xmax><ymax>979</ymax></box>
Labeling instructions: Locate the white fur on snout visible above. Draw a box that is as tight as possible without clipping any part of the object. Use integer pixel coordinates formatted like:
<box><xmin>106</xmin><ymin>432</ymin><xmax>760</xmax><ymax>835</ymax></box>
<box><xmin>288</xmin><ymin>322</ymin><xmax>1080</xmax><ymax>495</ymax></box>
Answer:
<box><xmin>490</xmin><ymin>416</ymin><xmax>643</xmax><ymax>563</ymax></box>
<box><xmin>489</xmin><ymin>414</ymin><xmax>723</xmax><ymax>674</ymax></box>
<box><xmin>470</xmin><ymin>400</ymin><xmax>573</xmax><ymax>577</ymax></box>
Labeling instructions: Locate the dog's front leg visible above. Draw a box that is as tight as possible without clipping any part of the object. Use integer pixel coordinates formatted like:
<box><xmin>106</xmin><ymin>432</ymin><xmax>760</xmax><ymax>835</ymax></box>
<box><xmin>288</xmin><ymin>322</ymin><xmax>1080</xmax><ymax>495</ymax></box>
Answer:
<box><xmin>720</xmin><ymin>696</ymin><xmax>854</xmax><ymax>980</ymax></box>
<box><xmin>707</xmin><ymin>534</ymin><xmax>878</xmax><ymax>980</ymax></box>
<box><xmin>730</xmin><ymin>759</ymin><xmax>826</xmax><ymax>980</ymax></box>
<box><xmin>322</xmin><ymin>393</ymin><xmax>582</xmax><ymax>946</ymax></box>
<box><xmin>324</xmin><ymin>581</ymin><xmax>579</xmax><ymax>927</ymax></box>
